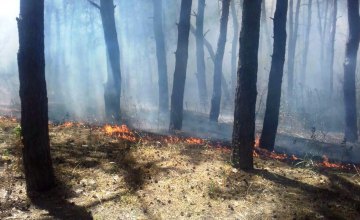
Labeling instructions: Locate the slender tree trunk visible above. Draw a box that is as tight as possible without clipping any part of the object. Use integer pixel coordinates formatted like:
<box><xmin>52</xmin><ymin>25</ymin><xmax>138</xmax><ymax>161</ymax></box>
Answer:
<box><xmin>190</xmin><ymin>24</ymin><xmax>232</xmax><ymax>106</ymax></box>
<box><xmin>320</xmin><ymin>0</ymin><xmax>330</xmax><ymax>89</ymax></box>
<box><xmin>300</xmin><ymin>0</ymin><xmax>312</xmax><ymax>86</ymax></box>
<box><xmin>287</xmin><ymin>0</ymin><xmax>300</xmax><ymax>98</ymax></box>
<box><xmin>210</xmin><ymin>0</ymin><xmax>231</xmax><ymax>122</ymax></box>
<box><xmin>153</xmin><ymin>0</ymin><xmax>169</xmax><ymax>112</ymax></box>
<box><xmin>328</xmin><ymin>0</ymin><xmax>337</xmax><ymax>96</ymax></box>
<box><xmin>169</xmin><ymin>0</ymin><xmax>192</xmax><ymax>131</ymax></box>
<box><xmin>91</xmin><ymin>0</ymin><xmax>122</xmax><ymax>122</ymax></box>
<box><xmin>232</xmin><ymin>0</ymin><xmax>262</xmax><ymax>170</ymax></box>
<box><xmin>230</xmin><ymin>0</ymin><xmax>240</xmax><ymax>95</ymax></box>
<box><xmin>195</xmin><ymin>0</ymin><xmax>208</xmax><ymax>107</ymax></box>
<box><xmin>260</xmin><ymin>0</ymin><xmax>288</xmax><ymax>151</ymax></box>
<box><xmin>17</xmin><ymin>0</ymin><xmax>55</xmax><ymax>192</ymax></box>
<box><xmin>343</xmin><ymin>0</ymin><xmax>359</xmax><ymax>142</ymax></box>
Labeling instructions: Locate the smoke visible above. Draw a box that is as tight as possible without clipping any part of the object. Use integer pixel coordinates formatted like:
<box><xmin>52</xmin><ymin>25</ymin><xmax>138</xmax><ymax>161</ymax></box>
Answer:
<box><xmin>0</xmin><ymin>0</ymin><xmax>358</xmax><ymax>161</ymax></box>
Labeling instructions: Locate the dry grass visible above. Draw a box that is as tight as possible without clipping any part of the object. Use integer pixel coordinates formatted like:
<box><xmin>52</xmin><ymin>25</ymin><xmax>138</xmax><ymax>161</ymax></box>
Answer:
<box><xmin>0</xmin><ymin>117</ymin><xmax>360</xmax><ymax>220</ymax></box>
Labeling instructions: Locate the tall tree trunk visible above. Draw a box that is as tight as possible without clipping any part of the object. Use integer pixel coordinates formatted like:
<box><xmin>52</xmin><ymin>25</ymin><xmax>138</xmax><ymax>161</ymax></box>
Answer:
<box><xmin>153</xmin><ymin>0</ymin><xmax>169</xmax><ymax>112</ymax></box>
<box><xmin>317</xmin><ymin>0</ymin><xmax>330</xmax><ymax>89</ymax></box>
<box><xmin>169</xmin><ymin>0</ymin><xmax>192</xmax><ymax>131</ymax></box>
<box><xmin>343</xmin><ymin>0</ymin><xmax>359</xmax><ymax>142</ymax></box>
<box><xmin>17</xmin><ymin>0</ymin><xmax>55</xmax><ymax>192</ymax></box>
<box><xmin>259</xmin><ymin>0</ymin><xmax>288</xmax><ymax>151</ymax></box>
<box><xmin>91</xmin><ymin>0</ymin><xmax>122</xmax><ymax>122</ymax></box>
<box><xmin>232</xmin><ymin>0</ymin><xmax>262</xmax><ymax>170</ymax></box>
<box><xmin>210</xmin><ymin>0</ymin><xmax>231</xmax><ymax>122</ymax></box>
<box><xmin>195</xmin><ymin>0</ymin><xmax>208</xmax><ymax>107</ymax></box>
<box><xmin>190</xmin><ymin>24</ymin><xmax>232</xmax><ymax>106</ymax></box>
<box><xmin>287</xmin><ymin>0</ymin><xmax>300</xmax><ymax>98</ymax></box>
<box><xmin>230</xmin><ymin>0</ymin><xmax>240</xmax><ymax>95</ymax></box>
<box><xmin>328</xmin><ymin>0</ymin><xmax>337</xmax><ymax>96</ymax></box>
<box><xmin>300</xmin><ymin>0</ymin><xmax>312</xmax><ymax>86</ymax></box>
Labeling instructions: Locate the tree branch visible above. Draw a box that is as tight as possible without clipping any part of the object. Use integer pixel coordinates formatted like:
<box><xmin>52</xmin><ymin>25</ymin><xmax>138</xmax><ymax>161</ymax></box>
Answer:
<box><xmin>88</xmin><ymin>0</ymin><xmax>100</xmax><ymax>10</ymax></box>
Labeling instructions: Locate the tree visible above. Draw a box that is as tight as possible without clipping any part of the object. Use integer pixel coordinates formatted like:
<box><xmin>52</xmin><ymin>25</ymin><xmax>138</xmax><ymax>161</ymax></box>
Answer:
<box><xmin>17</xmin><ymin>0</ymin><xmax>55</xmax><ymax>192</ymax></box>
<box><xmin>259</xmin><ymin>0</ymin><xmax>288</xmax><ymax>151</ymax></box>
<box><xmin>210</xmin><ymin>0</ymin><xmax>231</xmax><ymax>122</ymax></box>
<box><xmin>169</xmin><ymin>0</ymin><xmax>192</xmax><ymax>131</ymax></box>
<box><xmin>231</xmin><ymin>0</ymin><xmax>240</xmax><ymax>95</ymax></box>
<box><xmin>89</xmin><ymin>0</ymin><xmax>122</xmax><ymax>122</ymax></box>
<box><xmin>328</xmin><ymin>0</ymin><xmax>337</xmax><ymax>95</ymax></box>
<box><xmin>317</xmin><ymin>0</ymin><xmax>330</xmax><ymax>90</ymax></box>
<box><xmin>287</xmin><ymin>0</ymin><xmax>300</xmax><ymax>99</ymax></box>
<box><xmin>300</xmin><ymin>0</ymin><xmax>312</xmax><ymax>86</ymax></box>
<box><xmin>195</xmin><ymin>0</ymin><xmax>208</xmax><ymax>108</ymax></box>
<box><xmin>153</xmin><ymin>0</ymin><xmax>169</xmax><ymax>112</ymax></box>
<box><xmin>343</xmin><ymin>0</ymin><xmax>360</xmax><ymax>142</ymax></box>
<box><xmin>232</xmin><ymin>0</ymin><xmax>262</xmax><ymax>170</ymax></box>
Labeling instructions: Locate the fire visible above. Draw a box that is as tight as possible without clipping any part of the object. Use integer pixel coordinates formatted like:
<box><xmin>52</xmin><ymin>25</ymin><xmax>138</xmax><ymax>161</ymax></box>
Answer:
<box><xmin>62</xmin><ymin>122</ymin><xmax>74</xmax><ymax>128</ymax></box>
<box><xmin>255</xmin><ymin>136</ymin><xmax>260</xmax><ymax>148</ymax></box>
<box><xmin>185</xmin><ymin>137</ymin><xmax>204</xmax><ymax>145</ymax></box>
<box><xmin>253</xmin><ymin>150</ymin><xmax>260</xmax><ymax>158</ymax></box>
<box><xmin>320</xmin><ymin>155</ymin><xmax>344</xmax><ymax>169</ymax></box>
<box><xmin>104</xmin><ymin>125</ymin><xmax>137</xmax><ymax>142</ymax></box>
<box><xmin>164</xmin><ymin>136</ymin><xmax>181</xmax><ymax>144</ymax></box>
<box><xmin>291</xmin><ymin>155</ymin><xmax>299</xmax><ymax>161</ymax></box>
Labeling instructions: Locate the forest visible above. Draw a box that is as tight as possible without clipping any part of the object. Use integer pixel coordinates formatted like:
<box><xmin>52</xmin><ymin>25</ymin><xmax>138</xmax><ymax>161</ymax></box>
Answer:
<box><xmin>0</xmin><ymin>0</ymin><xmax>360</xmax><ymax>219</ymax></box>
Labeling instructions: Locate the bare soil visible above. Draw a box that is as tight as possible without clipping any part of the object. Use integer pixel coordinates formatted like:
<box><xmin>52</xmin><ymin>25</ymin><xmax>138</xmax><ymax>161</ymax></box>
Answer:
<box><xmin>0</xmin><ymin>117</ymin><xmax>360</xmax><ymax>220</ymax></box>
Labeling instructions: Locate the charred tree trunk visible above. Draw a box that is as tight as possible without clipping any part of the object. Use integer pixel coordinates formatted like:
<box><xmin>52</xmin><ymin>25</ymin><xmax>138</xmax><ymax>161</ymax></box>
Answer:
<box><xmin>232</xmin><ymin>0</ymin><xmax>262</xmax><ymax>170</ymax></box>
<box><xmin>343</xmin><ymin>0</ymin><xmax>360</xmax><ymax>142</ymax></box>
<box><xmin>153</xmin><ymin>0</ymin><xmax>169</xmax><ymax>112</ymax></box>
<box><xmin>90</xmin><ymin>0</ymin><xmax>122</xmax><ymax>122</ymax></box>
<box><xmin>169</xmin><ymin>0</ymin><xmax>192</xmax><ymax>131</ymax></box>
<box><xmin>195</xmin><ymin>0</ymin><xmax>208</xmax><ymax>107</ymax></box>
<box><xmin>17</xmin><ymin>0</ymin><xmax>55</xmax><ymax>192</ymax></box>
<box><xmin>231</xmin><ymin>0</ymin><xmax>240</xmax><ymax>95</ymax></box>
<box><xmin>190</xmin><ymin>24</ymin><xmax>232</xmax><ymax>105</ymax></box>
<box><xmin>300</xmin><ymin>0</ymin><xmax>312</xmax><ymax>86</ymax></box>
<box><xmin>287</xmin><ymin>0</ymin><xmax>300</xmax><ymax>98</ymax></box>
<box><xmin>328</xmin><ymin>0</ymin><xmax>337</xmax><ymax>96</ymax></box>
<box><xmin>259</xmin><ymin>0</ymin><xmax>288</xmax><ymax>151</ymax></box>
<box><xmin>210</xmin><ymin>0</ymin><xmax>231</xmax><ymax>122</ymax></box>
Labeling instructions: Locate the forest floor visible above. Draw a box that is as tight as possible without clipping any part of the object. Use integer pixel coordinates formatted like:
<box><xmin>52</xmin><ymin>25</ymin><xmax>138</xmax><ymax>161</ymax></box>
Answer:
<box><xmin>0</xmin><ymin>116</ymin><xmax>360</xmax><ymax>220</ymax></box>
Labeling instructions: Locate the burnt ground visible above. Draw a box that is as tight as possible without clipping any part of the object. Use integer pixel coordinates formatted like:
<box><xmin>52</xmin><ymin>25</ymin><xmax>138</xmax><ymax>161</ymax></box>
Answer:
<box><xmin>0</xmin><ymin>117</ymin><xmax>360</xmax><ymax>219</ymax></box>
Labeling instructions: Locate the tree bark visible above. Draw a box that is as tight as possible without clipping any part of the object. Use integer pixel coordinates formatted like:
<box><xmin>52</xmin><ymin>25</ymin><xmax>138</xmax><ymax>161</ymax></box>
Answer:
<box><xmin>259</xmin><ymin>0</ymin><xmax>288</xmax><ymax>151</ymax></box>
<box><xmin>17</xmin><ymin>0</ymin><xmax>55</xmax><ymax>192</ymax></box>
<box><xmin>230</xmin><ymin>0</ymin><xmax>240</xmax><ymax>95</ymax></box>
<box><xmin>287</xmin><ymin>0</ymin><xmax>300</xmax><ymax>98</ymax></box>
<box><xmin>91</xmin><ymin>0</ymin><xmax>122</xmax><ymax>122</ymax></box>
<box><xmin>232</xmin><ymin>0</ymin><xmax>262</xmax><ymax>170</ymax></box>
<box><xmin>300</xmin><ymin>0</ymin><xmax>312</xmax><ymax>86</ymax></box>
<box><xmin>343</xmin><ymin>0</ymin><xmax>359</xmax><ymax>142</ymax></box>
<box><xmin>169</xmin><ymin>0</ymin><xmax>192</xmax><ymax>131</ymax></box>
<box><xmin>210</xmin><ymin>0</ymin><xmax>231</xmax><ymax>122</ymax></box>
<box><xmin>190</xmin><ymin>24</ymin><xmax>232</xmax><ymax>105</ymax></box>
<box><xmin>195</xmin><ymin>0</ymin><xmax>208</xmax><ymax>107</ymax></box>
<box><xmin>153</xmin><ymin>0</ymin><xmax>169</xmax><ymax>112</ymax></box>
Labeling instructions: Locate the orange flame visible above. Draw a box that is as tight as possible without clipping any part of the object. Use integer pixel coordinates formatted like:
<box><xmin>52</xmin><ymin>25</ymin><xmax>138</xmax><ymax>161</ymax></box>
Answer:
<box><xmin>320</xmin><ymin>155</ymin><xmax>343</xmax><ymax>168</ymax></box>
<box><xmin>185</xmin><ymin>137</ymin><xmax>204</xmax><ymax>145</ymax></box>
<box><xmin>104</xmin><ymin>125</ymin><xmax>137</xmax><ymax>142</ymax></box>
<box><xmin>62</xmin><ymin>122</ymin><xmax>74</xmax><ymax>128</ymax></box>
<box><xmin>255</xmin><ymin>136</ymin><xmax>260</xmax><ymax>148</ymax></box>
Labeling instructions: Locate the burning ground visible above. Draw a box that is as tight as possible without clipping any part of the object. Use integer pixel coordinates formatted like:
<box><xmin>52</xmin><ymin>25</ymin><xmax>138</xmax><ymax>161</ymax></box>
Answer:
<box><xmin>0</xmin><ymin>117</ymin><xmax>360</xmax><ymax>219</ymax></box>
